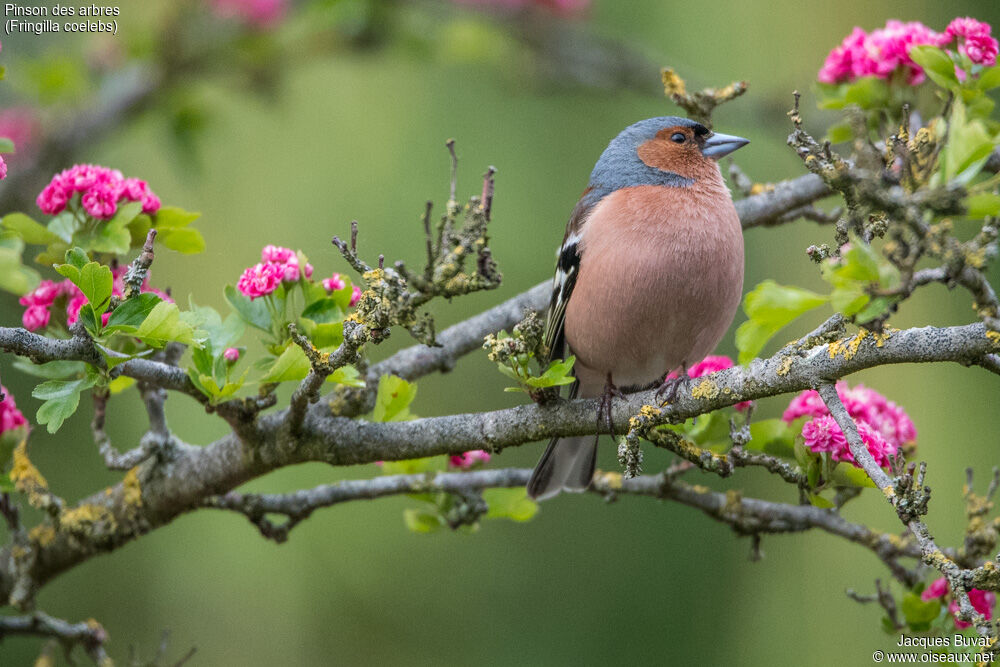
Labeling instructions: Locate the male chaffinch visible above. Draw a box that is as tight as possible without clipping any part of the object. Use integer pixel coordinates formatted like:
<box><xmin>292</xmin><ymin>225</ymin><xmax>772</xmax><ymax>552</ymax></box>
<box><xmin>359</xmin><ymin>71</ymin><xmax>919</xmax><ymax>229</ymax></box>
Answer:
<box><xmin>527</xmin><ymin>116</ymin><xmax>749</xmax><ymax>500</ymax></box>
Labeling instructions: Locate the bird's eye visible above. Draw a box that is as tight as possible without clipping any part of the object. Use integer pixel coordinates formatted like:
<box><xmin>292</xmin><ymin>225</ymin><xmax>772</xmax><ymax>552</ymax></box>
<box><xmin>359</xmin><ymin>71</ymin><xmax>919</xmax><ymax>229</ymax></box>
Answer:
<box><xmin>670</xmin><ymin>132</ymin><xmax>686</xmax><ymax>143</ymax></box>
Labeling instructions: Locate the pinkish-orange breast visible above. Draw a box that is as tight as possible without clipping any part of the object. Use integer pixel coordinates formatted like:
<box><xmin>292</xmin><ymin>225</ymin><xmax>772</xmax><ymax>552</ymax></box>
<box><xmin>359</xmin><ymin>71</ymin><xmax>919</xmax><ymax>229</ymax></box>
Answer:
<box><xmin>563</xmin><ymin>178</ymin><xmax>744</xmax><ymax>393</ymax></box>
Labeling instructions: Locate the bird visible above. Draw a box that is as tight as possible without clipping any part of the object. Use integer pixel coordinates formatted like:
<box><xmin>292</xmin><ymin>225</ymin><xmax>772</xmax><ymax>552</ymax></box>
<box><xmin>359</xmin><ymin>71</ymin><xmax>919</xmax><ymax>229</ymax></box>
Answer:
<box><xmin>526</xmin><ymin>116</ymin><xmax>749</xmax><ymax>501</ymax></box>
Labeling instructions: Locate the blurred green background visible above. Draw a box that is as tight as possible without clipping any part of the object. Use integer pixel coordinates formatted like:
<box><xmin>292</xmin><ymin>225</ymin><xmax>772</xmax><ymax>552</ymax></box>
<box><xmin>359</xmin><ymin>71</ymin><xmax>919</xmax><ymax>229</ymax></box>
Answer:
<box><xmin>1</xmin><ymin>0</ymin><xmax>1000</xmax><ymax>664</ymax></box>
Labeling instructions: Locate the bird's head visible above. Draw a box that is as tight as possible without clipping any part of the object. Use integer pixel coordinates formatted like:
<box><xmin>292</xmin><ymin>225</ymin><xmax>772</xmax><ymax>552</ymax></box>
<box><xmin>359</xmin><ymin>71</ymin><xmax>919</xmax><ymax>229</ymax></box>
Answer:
<box><xmin>588</xmin><ymin>117</ymin><xmax>749</xmax><ymax>196</ymax></box>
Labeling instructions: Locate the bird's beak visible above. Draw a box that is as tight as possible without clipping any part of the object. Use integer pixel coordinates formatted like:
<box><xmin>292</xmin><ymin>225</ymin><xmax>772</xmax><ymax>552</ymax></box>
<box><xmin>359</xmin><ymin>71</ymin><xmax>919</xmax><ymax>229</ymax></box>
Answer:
<box><xmin>701</xmin><ymin>132</ymin><xmax>750</xmax><ymax>159</ymax></box>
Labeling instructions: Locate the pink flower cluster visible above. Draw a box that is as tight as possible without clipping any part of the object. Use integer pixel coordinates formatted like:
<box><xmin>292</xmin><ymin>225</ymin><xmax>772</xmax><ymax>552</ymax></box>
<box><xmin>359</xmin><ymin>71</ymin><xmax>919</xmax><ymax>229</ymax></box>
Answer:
<box><xmin>0</xmin><ymin>385</ymin><xmax>27</xmax><ymax>435</ymax></box>
<box><xmin>321</xmin><ymin>273</ymin><xmax>362</xmax><ymax>307</ymax></box>
<box><xmin>211</xmin><ymin>0</ymin><xmax>287</xmax><ymax>28</ymax></box>
<box><xmin>223</xmin><ymin>347</ymin><xmax>240</xmax><ymax>363</ymax></box>
<box><xmin>237</xmin><ymin>245</ymin><xmax>313</xmax><ymax>300</ymax></box>
<box><xmin>36</xmin><ymin>164</ymin><xmax>161</xmax><ymax>219</ymax></box>
<box><xmin>19</xmin><ymin>268</ymin><xmax>171</xmax><ymax>332</ymax></box>
<box><xmin>922</xmin><ymin>578</ymin><xmax>996</xmax><ymax>629</ymax></box>
<box><xmin>783</xmin><ymin>382</ymin><xmax>915</xmax><ymax>469</ymax></box>
<box><xmin>667</xmin><ymin>355</ymin><xmax>751</xmax><ymax>411</ymax></box>
<box><xmin>449</xmin><ymin>450</ymin><xmax>491</xmax><ymax>469</ymax></box>
<box><xmin>948</xmin><ymin>17</ymin><xmax>999</xmax><ymax>67</ymax></box>
<box><xmin>453</xmin><ymin>0</ymin><xmax>588</xmax><ymax>13</ymax></box>
<box><xmin>818</xmin><ymin>17</ymin><xmax>998</xmax><ymax>85</ymax></box>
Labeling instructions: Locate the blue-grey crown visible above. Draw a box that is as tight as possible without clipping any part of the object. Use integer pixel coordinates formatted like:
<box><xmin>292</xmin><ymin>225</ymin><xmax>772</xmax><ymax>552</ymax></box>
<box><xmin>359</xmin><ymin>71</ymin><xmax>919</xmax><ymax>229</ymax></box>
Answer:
<box><xmin>582</xmin><ymin>116</ymin><xmax>703</xmax><ymax>208</ymax></box>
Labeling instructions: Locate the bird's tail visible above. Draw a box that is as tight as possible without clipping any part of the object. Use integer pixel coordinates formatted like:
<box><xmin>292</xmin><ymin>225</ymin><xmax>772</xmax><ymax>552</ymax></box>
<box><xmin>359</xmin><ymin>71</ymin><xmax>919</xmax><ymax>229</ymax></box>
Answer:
<box><xmin>526</xmin><ymin>435</ymin><xmax>597</xmax><ymax>501</ymax></box>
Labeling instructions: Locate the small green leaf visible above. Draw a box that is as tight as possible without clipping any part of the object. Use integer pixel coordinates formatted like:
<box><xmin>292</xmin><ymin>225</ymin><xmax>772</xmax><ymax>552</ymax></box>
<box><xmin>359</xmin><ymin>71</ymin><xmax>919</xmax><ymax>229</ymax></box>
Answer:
<box><xmin>484</xmin><ymin>487</ymin><xmax>538</xmax><ymax>522</ymax></box>
<box><xmin>133</xmin><ymin>301</ymin><xmax>204</xmax><ymax>348</ymax></box>
<box><xmin>2</xmin><ymin>213</ymin><xmax>62</xmax><ymax>245</ymax></box>
<box><xmin>328</xmin><ymin>365</ymin><xmax>366</xmax><ymax>388</ymax></box>
<box><xmin>0</xmin><ymin>232</ymin><xmax>41</xmax><ymax>295</ymax></box>
<box><xmin>403</xmin><ymin>508</ymin><xmax>444</xmax><ymax>533</ymax></box>
<box><xmin>825</xmin><ymin>122</ymin><xmax>853</xmax><ymax>144</ymax></box>
<box><xmin>159</xmin><ymin>227</ymin><xmax>206</xmax><ymax>254</ymax></box>
<box><xmin>808</xmin><ymin>493</ymin><xmax>835</xmax><ymax>508</ymax></box>
<box><xmin>258</xmin><ymin>344</ymin><xmax>310</xmax><ymax>383</ymax></box>
<box><xmin>11</xmin><ymin>359</ymin><xmax>86</xmax><ymax>380</ymax></box>
<box><xmin>105</xmin><ymin>293</ymin><xmax>164</xmax><ymax>332</ymax></box>
<box><xmin>831</xmin><ymin>462</ymin><xmax>877</xmax><ymax>488</ymax></box>
<box><xmin>301</xmin><ymin>298</ymin><xmax>344</xmax><ymax>324</ymax></box>
<box><xmin>909</xmin><ymin>46</ymin><xmax>960</xmax><ymax>89</ymax></box>
<box><xmin>370</xmin><ymin>375</ymin><xmax>418</xmax><ymax>422</ymax></box>
<box><xmin>108</xmin><ymin>376</ymin><xmax>136</xmax><ymax>395</ymax></box>
<box><xmin>978</xmin><ymin>65</ymin><xmax>1000</xmax><ymax>90</ymax></box>
<box><xmin>735</xmin><ymin>280</ymin><xmax>828</xmax><ymax>363</ymax></box>
<box><xmin>747</xmin><ymin>418</ymin><xmax>795</xmax><ymax>458</ymax></box>
<box><xmin>842</xmin><ymin>77</ymin><xmax>891</xmax><ymax>109</ymax></box>
<box><xmin>901</xmin><ymin>592</ymin><xmax>941</xmax><ymax>632</ymax></box>
<box><xmin>224</xmin><ymin>284</ymin><xmax>272</xmax><ymax>332</ymax></box>
<box><xmin>32</xmin><ymin>376</ymin><xmax>97</xmax><ymax>433</ymax></box>
<box><xmin>153</xmin><ymin>206</ymin><xmax>201</xmax><ymax>229</ymax></box>
<box><xmin>0</xmin><ymin>137</ymin><xmax>14</xmax><ymax>153</ymax></box>
<box><xmin>965</xmin><ymin>193</ymin><xmax>1000</xmax><ymax>218</ymax></box>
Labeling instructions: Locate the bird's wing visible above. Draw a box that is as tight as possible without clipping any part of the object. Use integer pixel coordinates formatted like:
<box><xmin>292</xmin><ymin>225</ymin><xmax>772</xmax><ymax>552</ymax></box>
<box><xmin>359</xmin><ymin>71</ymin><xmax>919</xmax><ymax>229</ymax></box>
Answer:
<box><xmin>543</xmin><ymin>192</ymin><xmax>594</xmax><ymax>364</ymax></box>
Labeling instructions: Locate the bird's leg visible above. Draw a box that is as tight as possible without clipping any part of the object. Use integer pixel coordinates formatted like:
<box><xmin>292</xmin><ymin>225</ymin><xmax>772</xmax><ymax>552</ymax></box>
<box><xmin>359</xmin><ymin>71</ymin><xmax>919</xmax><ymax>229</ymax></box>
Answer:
<box><xmin>597</xmin><ymin>373</ymin><xmax>626</xmax><ymax>438</ymax></box>
<box><xmin>655</xmin><ymin>363</ymin><xmax>689</xmax><ymax>405</ymax></box>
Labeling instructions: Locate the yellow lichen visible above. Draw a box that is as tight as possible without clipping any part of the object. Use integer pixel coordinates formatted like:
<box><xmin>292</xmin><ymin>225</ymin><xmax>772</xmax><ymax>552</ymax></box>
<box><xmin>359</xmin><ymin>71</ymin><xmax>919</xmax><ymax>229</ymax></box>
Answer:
<box><xmin>28</xmin><ymin>524</ymin><xmax>56</xmax><ymax>547</ymax></box>
<box><xmin>872</xmin><ymin>329</ymin><xmax>894</xmax><ymax>347</ymax></box>
<box><xmin>10</xmin><ymin>440</ymin><xmax>47</xmax><ymax>493</ymax></box>
<box><xmin>60</xmin><ymin>504</ymin><xmax>115</xmax><ymax>533</ymax></box>
<box><xmin>776</xmin><ymin>356</ymin><xmax>794</xmax><ymax>376</ymax></box>
<box><xmin>690</xmin><ymin>484</ymin><xmax>711</xmax><ymax>495</ymax></box>
<box><xmin>690</xmin><ymin>379</ymin><xmax>719</xmax><ymax>400</ymax></box>
<box><xmin>987</xmin><ymin>330</ymin><xmax>1000</xmax><ymax>350</ymax></box>
<box><xmin>660</xmin><ymin>67</ymin><xmax>686</xmax><ymax>97</ymax></box>
<box><xmin>883</xmin><ymin>486</ymin><xmax>896</xmax><ymax>499</ymax></box>
<box><xmin>828</xmin><ymin>329</ymin><xmax>869</xmax><ymax>360</ymax></box>
<box><xmin>361</xmin><ymin>268</ymin><xmax>385</xmax><ymax>285</ymax></box>
<box><xmin>749</xmin><ymin>182</ymin><xmax>775</xmax><ymax>195</ymax></box>
<box><xmin>638</xmin><ymin>405</ymin><xmax>661</xmax><ymax>418</ymax></box>
<box><xmin>123</xmin><ymin>468</ymin><xmax>143</xmax><ymax>509</ymax></box>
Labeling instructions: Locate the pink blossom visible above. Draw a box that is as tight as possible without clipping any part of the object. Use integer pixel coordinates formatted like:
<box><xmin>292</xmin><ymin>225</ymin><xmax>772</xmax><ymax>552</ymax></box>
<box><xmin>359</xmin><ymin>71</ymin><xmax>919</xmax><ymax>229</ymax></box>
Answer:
<box><xmin>922</xmin><ymin>577</ymin><xmax>949</xmax><ymax>602</ymax></box>
<box><xmin>22</xmin><ymin>305</ymin><xmax>50</xmax><ymax>331</ymax></box>
<box><xmin>223</xmin><ymin>347</ymin><xmax>240</xmax><ymax>362</ymax></box>
<box><xmin>261</xmin><ymin>245</ymin><xmax>296</xmax><ymax>264</ymax></box>
<box><xmin>212</xmin><ymin>0</ymin><xmax>288</xmax><ymax>28</ymax></box>
<box><xmin>65</xmin><ymin>292</ymin><xmax>89</xmax><ymax>327</ymax></box>
<box><xmin>801</xmin><ymin>415</ymin><xmax>848</xmax><ymax>454</ymax></box>
<box><xmin>303</xmin><ymin>263</ymin><xmax>313</xmax><ymax>279</ymax></box>
<box><xmin>36</xmin><ymin>164</ymin><xmax>160</xmax><ymax>218</ymax></box>
<box><xmin>237</xmin><ymin>262</ymin><xmax>283</xmax><ymax>299</ymax></box>
<box><xmin>818</xmin><ymin>20</ymin><xmax>950</xmax><ymax>84</ymax></box>
<box><xmin>323</xmin><ymin>273</ymin><xmax>346</xmax><ymax>292</ymax></box>
<box><xmin>449</xmin><ymin>450</ymin><xmax>491</xmax><ymax>469</ymax></box>
<box><xmin>349</xmin><ymin>285</ymin><xmax>362</xmax><ymax>307</ymax></box>
<box><xmin>950</xmin><ymin>589</ymin><xmax>996</xmax><ymax>629</ymax></box>
<box><xmin>0</xmin><ymin>155</ymin><xmax>6</xmax><ymax>180</ymax></box>
<box><xmin>784</xmin><ymin>382</ymin><xmax>916</xmax><ymax>453</ymax></box>
<box><xmin>0</xmin><ymin>385</ymin><xmax>28</xmax><ymax>435</ymax></box>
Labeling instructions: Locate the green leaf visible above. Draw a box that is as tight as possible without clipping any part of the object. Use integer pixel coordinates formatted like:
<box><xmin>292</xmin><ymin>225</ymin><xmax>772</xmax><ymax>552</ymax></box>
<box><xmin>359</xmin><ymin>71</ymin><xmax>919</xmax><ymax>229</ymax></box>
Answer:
<box><xmin>842</xmin><ymin>77</ymin><xmax>890</xmax><ymax>110</ymax></box>
<box><xmin>942</xmin><ymin>100</ymin><xmax>997</xmax><ymax>184</ymax></box>
<box><xmin>825</xmin><ymin>122</ymin><xmax>853</xmax><ymax>144</ymax></box>
<box><xmin>224</xmin><ymin>284</ymin><xmax>272</xmax><ymax>332</ymax></box>
<box><xmin>0</xmin><ymin>137</ymin><xmax>14</xmax><ymax>153</ymax></box>
<box><xmin>523</xmin><ymin>356</ymin><xmax>577</xmax><ymax>388</ymax></box>
<box><xmin>484</xmin><ymin>488</ymin><xmax>538</xmax><ymax>522</ymax></box>
<box><xmin>380</xmin><ymin>456</ymin><xmax>447</xmax><ymax>476</ymax></box>
<box><xmin>747</xmin><ymin>418</ymin><xmax>795</xmax><ymax>459</ymax></box>
<box><xmin>808</xmin><ymin>493</ymin><xmax>835</xmax><ymax>509</ymax></box>
<box><xmin>301</xmin><ymin>298</ymin><xmax>344</xmax><ymax>324</ymax></box>
<box><xmin>901</xmin><ymin>592</ymin><xmax>941</xmax><ymax>632</ymax></box>
<box><xmin>55</xmin><ymin>248</ymin><xmax>114</xmax><ymax>328</ymax></box>
<box><xmin>403</xmin><ymin>508</ymin><xmax>444</xmax><ymax>533</ymax></box>
<box><xmin>370</xmin><ymin>375</ymin><xmax>418</xmax><ymax>422</ymax></box>
<box><xmin>303</xmin><ymin>321</ymin><xmax>344</xmax><ymax>349</ymax></box>
<box><xmin>1</xmin><ymin>213</ymin><xmax>62</xmax><ymax>245</ymax></box>
<box><xmin>32</xmin><ymin>376</ymin><xmax>97</xmax><ymax>433</ymax></box>
<box><xmin>11</xmin><ymin>359</ymin><xmax>86</xmax><ymax>380</ymax></box>
<box><xmin>126</xmin><ymin>214</ymin><xmax>152</xmax><ymax>247</ymax></box>
<box><xmin>909</xmin><ymin>45</ymin><xmax>960</xmax><ymax>89</ymax></box>
<box><xmin>108</xmin><ymin>376</ymin><xmax>136</xmax><ymax>395</ymax></box>
<box><xmin>0</xmin><ymin>232</ymin><xmax>41</xmax><ymax>295</ymax></box>
<box><xmin>978</xmin><ymin>65</ymin><xmax>1000</xmax><ymax>90</ymax></box>
<box><xmin>159</xmin><ymin>227</ymin><xmax>206</xmax><ymax>254</ymax></box>
<box><xmin>327</xmin><ymin>365</ymin><xmax>366</xmax><ymax>388</ymax></box>
<box><xmin>965</xmin><ymin>193</ymin><xmax>1000</xmax><ymax>218</ymax></box>
<box><xmin>133</xmin><ymin>301</ymin><xmax>204</xmax><ymax>348</ymax></box>
<box><xmin>48</xmin><ymin>213</ymin><xmax>78</xmax><ymax>244</ymax></box>
<box><xmin>154</xmin><ymin>206</ymin><xmax>201</xmax><ymax>229</ymax></box>
<box><xmin>104</xmin><ymin>293</ymin><xmax>164</xmax><ymax>333</ymax></box>
<box><xmin>258</xmin><ymin>344</ymin><xmax>310</xmax><ymax>383</ymax></box>
<box><xmin>735</xmin><ymin>280</ymin><xmax>828</xmax><ymax>363</ymax></box>
<box><xmin>831</xmin><ymin>462</ymin><xmax>877</xmax><ymax>488</ymax></box>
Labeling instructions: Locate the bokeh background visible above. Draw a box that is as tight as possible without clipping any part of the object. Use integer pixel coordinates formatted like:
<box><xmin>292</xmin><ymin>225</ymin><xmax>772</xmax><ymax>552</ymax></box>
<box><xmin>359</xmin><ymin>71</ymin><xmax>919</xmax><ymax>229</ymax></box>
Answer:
<box><xmin>1</xmin><ymin>0</ymin><xmax>999</xmax><ymax>664</ymax></box>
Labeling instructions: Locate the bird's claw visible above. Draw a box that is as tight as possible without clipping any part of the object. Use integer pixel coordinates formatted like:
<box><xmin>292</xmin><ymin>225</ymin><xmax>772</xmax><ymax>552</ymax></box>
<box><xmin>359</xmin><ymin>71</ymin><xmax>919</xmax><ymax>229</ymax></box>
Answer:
<box><xmin>655</xmin><ymin>368</ymin><xmax>689</xmax><ymax>406</ymax></box>
<box><xmin>598</xmin><ymin>374</ymin><xmax>625</xmax><ymax>438</ymax></box>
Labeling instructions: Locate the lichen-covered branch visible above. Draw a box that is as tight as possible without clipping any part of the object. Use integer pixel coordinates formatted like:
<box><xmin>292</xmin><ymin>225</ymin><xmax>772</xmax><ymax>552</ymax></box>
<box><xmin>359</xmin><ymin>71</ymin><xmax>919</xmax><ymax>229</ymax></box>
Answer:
<box><xmin>0</xmin><ymin>610</ymin><xmax>111</xmax><ymax>665</ymax></box>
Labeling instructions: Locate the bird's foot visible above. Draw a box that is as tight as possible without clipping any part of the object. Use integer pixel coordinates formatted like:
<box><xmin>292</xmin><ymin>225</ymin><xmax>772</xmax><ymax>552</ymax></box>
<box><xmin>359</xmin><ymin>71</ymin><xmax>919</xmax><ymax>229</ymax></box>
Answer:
<box><xmin>597</xmin><ymin>374</ymin><xmax>625</xmax><ymax>438</ymax></box>
<box><xmin>655</xmin><ymin>366</ymin><xmax>689</xmax><ymax>405</ymax></box>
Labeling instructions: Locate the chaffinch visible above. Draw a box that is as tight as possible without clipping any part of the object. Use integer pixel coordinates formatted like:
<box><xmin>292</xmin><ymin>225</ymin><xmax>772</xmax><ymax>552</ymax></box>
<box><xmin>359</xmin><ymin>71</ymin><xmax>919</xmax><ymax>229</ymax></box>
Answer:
<box><xmin>527</xmin><ymin>116</ymin><xmax>749</xmax><ymax>500</ymax></box>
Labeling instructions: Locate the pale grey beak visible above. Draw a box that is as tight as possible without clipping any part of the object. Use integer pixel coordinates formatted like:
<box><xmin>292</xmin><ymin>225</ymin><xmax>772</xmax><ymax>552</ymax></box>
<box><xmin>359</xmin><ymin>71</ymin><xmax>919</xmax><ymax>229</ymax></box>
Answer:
<box><xmin>702</xmin><ymin>132</ymin><xmax>750</xmax><ymax>159</ymax></box>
